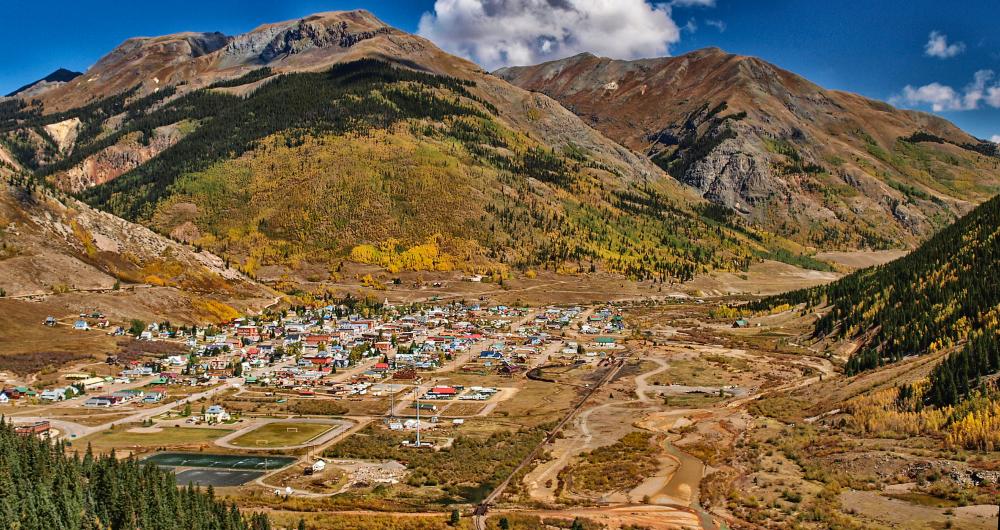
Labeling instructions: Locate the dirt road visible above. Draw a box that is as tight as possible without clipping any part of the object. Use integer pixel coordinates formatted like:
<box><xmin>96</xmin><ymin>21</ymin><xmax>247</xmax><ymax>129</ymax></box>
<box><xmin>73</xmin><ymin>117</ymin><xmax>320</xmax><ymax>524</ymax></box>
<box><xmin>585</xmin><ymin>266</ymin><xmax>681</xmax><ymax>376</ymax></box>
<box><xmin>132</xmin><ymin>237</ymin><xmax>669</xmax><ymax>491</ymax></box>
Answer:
<box><xmin>473</xmin><ymin>358</ymin><xmax>629</xmax><ymax>530</ymax></box>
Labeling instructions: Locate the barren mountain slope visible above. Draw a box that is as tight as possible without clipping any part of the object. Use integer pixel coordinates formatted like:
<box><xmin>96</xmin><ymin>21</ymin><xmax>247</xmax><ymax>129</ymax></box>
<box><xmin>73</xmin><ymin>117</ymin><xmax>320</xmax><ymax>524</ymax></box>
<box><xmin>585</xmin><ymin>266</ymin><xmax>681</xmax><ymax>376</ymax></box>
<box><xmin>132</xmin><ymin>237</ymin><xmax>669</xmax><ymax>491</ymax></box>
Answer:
<box><xmin>0</xmin><ymin>179</ymin><xmax>270</xmax><ymax>311</ymax></box>
<box><xmin>497</xmin><ymin>49</ymin><xmax>1000</xmax><ymax>248</ymax></box>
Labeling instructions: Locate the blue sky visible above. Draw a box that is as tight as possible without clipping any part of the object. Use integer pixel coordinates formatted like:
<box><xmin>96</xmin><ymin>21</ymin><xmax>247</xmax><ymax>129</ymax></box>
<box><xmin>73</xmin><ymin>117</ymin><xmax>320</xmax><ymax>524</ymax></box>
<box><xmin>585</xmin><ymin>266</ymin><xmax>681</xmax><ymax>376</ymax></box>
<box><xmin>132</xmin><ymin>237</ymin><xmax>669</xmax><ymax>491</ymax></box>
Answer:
<box><xmin>3</xmin><ymin>0</ymin><xmax>998</xmax><ymax>140</ymax></box>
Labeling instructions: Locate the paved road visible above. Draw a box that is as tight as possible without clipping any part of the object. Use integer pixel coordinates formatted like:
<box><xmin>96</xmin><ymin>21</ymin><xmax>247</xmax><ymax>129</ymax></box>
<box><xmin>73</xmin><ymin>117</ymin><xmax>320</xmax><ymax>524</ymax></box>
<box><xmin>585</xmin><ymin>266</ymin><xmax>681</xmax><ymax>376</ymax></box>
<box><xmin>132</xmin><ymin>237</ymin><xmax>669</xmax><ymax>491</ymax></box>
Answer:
<box><xmin>8</xmin><ymin>417</ymin><xmax>92</xmax><ymax>440</ymax></box>
<box><xmin>67</xmin><ymin>381</ymin><xmax>240</xmax><ymax>440</ymax></box>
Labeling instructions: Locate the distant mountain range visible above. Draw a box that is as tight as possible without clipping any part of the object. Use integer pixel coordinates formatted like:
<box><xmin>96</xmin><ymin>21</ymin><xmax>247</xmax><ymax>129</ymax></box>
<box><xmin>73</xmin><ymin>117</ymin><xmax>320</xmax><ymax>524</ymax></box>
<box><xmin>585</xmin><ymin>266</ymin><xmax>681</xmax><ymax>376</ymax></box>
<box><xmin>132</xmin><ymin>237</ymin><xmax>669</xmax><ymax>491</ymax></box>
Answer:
<box><xmin>497</xmin><ymin>50</ymin><xmax>1000</xmax><ymax>248</ymax></box>
<box><xmin>1</xmin><ymin>9</ymin><xmax>998</xmax><ymax>284</ymax></box>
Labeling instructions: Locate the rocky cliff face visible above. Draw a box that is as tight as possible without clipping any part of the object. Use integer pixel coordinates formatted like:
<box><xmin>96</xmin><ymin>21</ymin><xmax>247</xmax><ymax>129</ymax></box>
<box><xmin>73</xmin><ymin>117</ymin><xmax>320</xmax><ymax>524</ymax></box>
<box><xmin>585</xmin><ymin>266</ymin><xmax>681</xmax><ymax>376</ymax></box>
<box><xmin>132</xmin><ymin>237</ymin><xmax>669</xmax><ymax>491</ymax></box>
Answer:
<box><xmin>497</xmin><ymin>50</ymin><xmax>1000</xmax><ymax>249</ymax></box>
<box><xmin>29</xmin><ymin>10</ymin><xmax>402</xmax><ymax>111</ymax></box>
<box><xmin>221</xmin><ymin>15</ymin><xmax>392</xmax><ymax>66</ymax></box>
<box><xmin>55</xmin><ymin>126</ymin><xmax>183</xmax><ymax>192</ymax></box>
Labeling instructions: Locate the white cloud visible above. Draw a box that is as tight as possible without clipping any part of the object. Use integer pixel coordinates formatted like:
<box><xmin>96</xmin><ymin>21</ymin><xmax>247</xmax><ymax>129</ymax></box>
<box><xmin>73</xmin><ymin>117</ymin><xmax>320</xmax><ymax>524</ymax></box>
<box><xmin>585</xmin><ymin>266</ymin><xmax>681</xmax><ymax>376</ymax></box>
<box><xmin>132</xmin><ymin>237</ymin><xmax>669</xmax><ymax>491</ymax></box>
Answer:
<box><xmin>894</xmin><ymin>70</ymin><xmax>1000</xmax><ymax>112</ymax></box>
<box><xmin>992</xmin><ymin>135</ymin><xmax>1000</xmax><ymax>144</ymax></box>
<box><xmin>418</xmin><ymin>0</ymin><xmax>702</xmax><ymax>70</ymax></box>
<box><xmin>705</xmin><ymin>19</ymin><xmax>727</xmax><ymax>32</ymax></box>
<box><xmin>924</xmin><ymin>31</ymin><xmax>965</xmax><ymax>59</ymax></box>
<box><xmin>962</xmin><ymin>70</ymin><xmax>995</xmax><ymax>109</ymax></box>
<box><xmin>897</xmin><ymin>82</ymin><xmax>964</xmax><ymax>112</ymax></box>
<box><xmin>988</xmin><ymin>86</ymin><xmax>1000</xmax><ymax>108</ymax></box>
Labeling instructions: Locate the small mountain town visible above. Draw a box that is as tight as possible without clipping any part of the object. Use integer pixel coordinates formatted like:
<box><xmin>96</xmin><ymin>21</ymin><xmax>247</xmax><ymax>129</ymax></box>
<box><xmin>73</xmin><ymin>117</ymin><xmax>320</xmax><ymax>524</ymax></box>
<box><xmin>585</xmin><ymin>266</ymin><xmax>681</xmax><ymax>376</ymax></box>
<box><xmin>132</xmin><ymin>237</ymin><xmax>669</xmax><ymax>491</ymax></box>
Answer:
<box><xmin>2</xmin><ymin>1</ymin><xmax>1000</xmax><ymax>529</ymax></box>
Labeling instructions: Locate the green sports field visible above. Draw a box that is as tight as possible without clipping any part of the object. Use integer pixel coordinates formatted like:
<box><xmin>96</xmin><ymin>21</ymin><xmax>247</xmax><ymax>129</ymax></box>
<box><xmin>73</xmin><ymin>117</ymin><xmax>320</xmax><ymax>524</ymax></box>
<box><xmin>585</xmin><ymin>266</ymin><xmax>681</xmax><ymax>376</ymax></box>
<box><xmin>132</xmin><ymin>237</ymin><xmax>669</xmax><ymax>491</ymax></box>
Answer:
<box><xmin>228</xmin><ymin>422</ymin><xmax>335</xmax><ymax>447</ymax></box>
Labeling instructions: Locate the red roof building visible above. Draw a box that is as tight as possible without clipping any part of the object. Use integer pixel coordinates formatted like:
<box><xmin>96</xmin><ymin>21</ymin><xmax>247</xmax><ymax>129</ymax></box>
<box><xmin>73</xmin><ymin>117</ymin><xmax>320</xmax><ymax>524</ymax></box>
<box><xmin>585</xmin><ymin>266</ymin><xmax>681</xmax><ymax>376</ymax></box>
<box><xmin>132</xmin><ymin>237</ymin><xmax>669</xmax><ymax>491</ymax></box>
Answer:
<box><xmin>305</xmin><ymin>335</ymin><xmax>332</xmax><ymax>345</ymax></box>
<box><xmin>236</xmin><ymin>326</ymin><xmax>259</xmax><ymax>337</ymax></box>
<box><xmin>15</xmin><ymin>421</ymin><xmax>50</xmax><ymax>436</ymax></box>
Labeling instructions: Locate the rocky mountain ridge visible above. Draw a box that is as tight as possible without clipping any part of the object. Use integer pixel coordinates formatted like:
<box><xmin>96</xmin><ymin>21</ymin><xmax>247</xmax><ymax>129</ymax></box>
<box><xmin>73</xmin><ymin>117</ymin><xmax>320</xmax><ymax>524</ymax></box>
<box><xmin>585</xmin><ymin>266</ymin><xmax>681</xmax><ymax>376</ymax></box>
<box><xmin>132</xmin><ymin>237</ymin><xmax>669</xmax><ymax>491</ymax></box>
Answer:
<box><xmin>1</xmin><ymin>10</ymin><xmax>792</xmax><ymax>282</ymax></box>
<box><xmin>14</xmin><ymin>11</ymin><xmax>667</xmax><ymax>188</ymax></box>
<box><xmin>497</xmin><ymin>50</ymin><xmax>1000</xmax><ymax>249</ymax></box>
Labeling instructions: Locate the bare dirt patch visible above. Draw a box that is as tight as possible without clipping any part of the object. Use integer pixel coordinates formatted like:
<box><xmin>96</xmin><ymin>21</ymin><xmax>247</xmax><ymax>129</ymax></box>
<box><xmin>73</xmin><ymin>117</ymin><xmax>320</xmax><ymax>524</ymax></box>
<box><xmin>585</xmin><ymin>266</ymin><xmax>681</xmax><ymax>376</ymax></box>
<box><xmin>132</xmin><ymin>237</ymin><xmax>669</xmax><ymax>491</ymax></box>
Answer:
<box><xmin>815</xmin><ymin>249</ymin><xmax>907</xmax><ymax>270</ymax></box>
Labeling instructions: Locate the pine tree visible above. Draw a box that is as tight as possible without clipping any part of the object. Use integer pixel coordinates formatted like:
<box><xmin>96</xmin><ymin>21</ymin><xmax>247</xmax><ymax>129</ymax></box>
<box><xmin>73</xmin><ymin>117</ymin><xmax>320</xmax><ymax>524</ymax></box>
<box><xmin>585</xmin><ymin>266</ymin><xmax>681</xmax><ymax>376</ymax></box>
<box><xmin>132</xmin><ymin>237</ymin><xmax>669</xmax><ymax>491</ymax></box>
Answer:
<box><xmin>0</xmin><ymin>420</ymin><xmax>263</xmax><ymax>529</ymax></box>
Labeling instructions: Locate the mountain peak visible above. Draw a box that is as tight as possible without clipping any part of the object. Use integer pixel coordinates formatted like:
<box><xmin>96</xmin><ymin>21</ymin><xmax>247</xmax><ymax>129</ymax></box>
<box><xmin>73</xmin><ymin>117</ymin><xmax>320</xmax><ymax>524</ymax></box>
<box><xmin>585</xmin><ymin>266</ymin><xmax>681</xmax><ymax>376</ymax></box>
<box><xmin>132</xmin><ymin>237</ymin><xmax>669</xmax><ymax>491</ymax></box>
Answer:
<box><xmin>5</xmin><ymin>68</ymin><xmax>82</xmax><ymax>98</ymax></box>
<box><xmin>498</xmin><ymin>48</ymin><xmax>998</xmax><ymax>248</ymax></box>
<box><xmin>28</xmin><ymin>11</ymin><xmax>408</xmax><ymax>110</ymax></box>
<box><xmin>305</xmin><ymin>9</ymin><xmax>385</xmax><ymax>24</ymax></box>
<box><xmin>42</xmin><ymin>68</ymin><xmax>82</xmax><ymax>82</ymax></box>
<box><xmin>686</xmin><ymin>46</ymin><xmax>728</xmax><ymax>57</ymax></box>
<box><xmin>245</xmin><ymin>9</ymin><xmax>389</xmax><ymax>36</ymax></box>
<box><xmin>221</xmin><ymin>10</ymin><xmax>396</xmax><ymax>67</ymax></box>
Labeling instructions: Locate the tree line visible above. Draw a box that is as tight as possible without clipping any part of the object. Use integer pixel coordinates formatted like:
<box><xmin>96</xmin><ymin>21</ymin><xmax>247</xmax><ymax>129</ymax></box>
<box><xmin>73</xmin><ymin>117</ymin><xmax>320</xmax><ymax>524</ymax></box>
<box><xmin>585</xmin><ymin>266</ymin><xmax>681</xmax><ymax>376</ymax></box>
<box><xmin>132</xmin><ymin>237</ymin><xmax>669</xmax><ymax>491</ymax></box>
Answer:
<box><xmin>0</xmin><ymin>421</ymin><xmax>273</xmax><ymax>529</ymax></box>
<box><xmin>752</xmin><ymin>193</ymin><xmax>1000</xmax><ymax>403</ymax></box>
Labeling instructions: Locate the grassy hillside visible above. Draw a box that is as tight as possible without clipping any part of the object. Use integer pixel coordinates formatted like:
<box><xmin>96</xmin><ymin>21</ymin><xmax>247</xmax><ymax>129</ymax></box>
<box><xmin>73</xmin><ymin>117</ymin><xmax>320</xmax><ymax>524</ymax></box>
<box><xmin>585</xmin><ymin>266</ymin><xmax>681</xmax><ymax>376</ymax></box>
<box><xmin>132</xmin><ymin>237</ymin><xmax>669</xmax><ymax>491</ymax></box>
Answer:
<box><xmin>15</xmin><ymin>59</ymin><xmax>803</xmax><ymax>281</ymax></box>
<box><xmin>753</xmin><ymin>194</ymin><xmax>1000</xmax><ymax>449</ymax></box>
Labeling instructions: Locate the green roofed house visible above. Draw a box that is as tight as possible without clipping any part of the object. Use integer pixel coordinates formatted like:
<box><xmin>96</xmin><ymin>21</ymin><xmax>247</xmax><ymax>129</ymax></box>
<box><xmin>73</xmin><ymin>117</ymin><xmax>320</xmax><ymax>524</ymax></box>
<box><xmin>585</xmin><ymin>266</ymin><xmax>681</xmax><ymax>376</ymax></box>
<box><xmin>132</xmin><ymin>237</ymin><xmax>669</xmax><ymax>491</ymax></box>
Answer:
<box><xmin>733</xmin><ymin>318</ymin><xmax>750</xmax><ymax>328</ymax></box>
<box><xmin>595</xmin><ymin>337</ymin><xmax>616</xmax><ymax>345</ymax></box>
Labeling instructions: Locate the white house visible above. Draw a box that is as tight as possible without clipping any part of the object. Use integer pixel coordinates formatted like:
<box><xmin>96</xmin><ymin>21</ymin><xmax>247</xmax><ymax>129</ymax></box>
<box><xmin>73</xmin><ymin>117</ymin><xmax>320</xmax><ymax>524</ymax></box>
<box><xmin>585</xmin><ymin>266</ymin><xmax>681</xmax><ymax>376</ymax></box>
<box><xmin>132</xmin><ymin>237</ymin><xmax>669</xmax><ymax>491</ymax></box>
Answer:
<box><xmin>165</xmin><ymin>355</ymin><xmax>187</xmax><ymax>366</ymax></box>
<box><xmin>81</xmin><ymin>377</ymin><xmax>105</xmax><ymax>391</ymax></box>
<box><xmin>204</xmin><ymin>405</ymin><xmax>230</xmax><ymax>422</ymax></box>
<box><xmin>84</xmin><ymin>397</ymin><xmax>113</xmax><ymax>408</ymax></box>
<box><xmin>40</xmin><ymin>388</ymin><xmax>68</xmax><ymax>401</ymax></box>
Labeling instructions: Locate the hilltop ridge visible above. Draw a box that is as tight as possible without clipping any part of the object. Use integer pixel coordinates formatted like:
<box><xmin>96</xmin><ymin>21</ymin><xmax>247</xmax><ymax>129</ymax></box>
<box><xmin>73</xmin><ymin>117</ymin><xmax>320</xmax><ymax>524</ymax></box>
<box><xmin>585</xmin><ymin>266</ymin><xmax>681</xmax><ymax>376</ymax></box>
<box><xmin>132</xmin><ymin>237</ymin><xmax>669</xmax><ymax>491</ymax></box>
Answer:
<box><xmin>1</xmin><ymin>11</ymin><xmax>802</xmax><ymax>285</ymax></box>
<box><xmin>497</xmin><ymin>48</ymin><xmax>1000</xmax><ymax>248</ymax></box>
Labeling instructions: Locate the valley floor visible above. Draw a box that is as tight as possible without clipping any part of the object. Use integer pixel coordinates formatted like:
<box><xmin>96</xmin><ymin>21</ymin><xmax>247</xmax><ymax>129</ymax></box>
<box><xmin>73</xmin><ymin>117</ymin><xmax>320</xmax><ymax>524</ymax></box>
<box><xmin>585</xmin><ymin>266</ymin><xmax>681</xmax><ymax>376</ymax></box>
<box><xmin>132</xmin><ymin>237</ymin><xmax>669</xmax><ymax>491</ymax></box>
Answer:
<box><xmin>6</xmin><ymin>250</ymin><xmax>998</xmax><ymax>529</ymax></box>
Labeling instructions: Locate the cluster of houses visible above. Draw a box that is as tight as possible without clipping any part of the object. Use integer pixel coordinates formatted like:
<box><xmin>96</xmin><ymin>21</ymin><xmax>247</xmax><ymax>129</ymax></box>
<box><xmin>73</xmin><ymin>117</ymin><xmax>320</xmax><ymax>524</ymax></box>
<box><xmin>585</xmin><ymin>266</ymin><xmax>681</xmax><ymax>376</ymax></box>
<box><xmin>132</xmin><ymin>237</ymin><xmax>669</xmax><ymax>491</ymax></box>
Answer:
<box><xmin>211</xmin><ymin>302</ymin><xmax>528</xmax><ymax>392</ymax></box>
<box><xmin>1</xmin><ymin>372</ymin><xmax>164</xmax><ymax>408</ymax></box>
<box><xmin>579</xmin><ymin>307</ymin><xmax>627</xmax><ymax>335</ymax></box>
<box><xmin>0</xmin><ymin>386</ymin><xmax>35</xmax><ymax>404</ymax></box>
<box><xmin>0</xmin><ymin>375</ymin><xmax>100</xmax><ymax>405</ymax></box>
<box><xmin>23</xmin><ymin>301</ymin><xmax>502</xmax><ymax>406</ymax></box>
<box><xmin>47</xmin><ymin>311</ymin><xmax>113</xmax><ymax>332</ymax></box>
<box><xmin>10</xmin><ymin>301</ymin><xmax>628</xmax><ymax>414</ymax></box>
<box><xmin>85</xmin><ymin>389</ymin><xmax>163</xmax><ymax>408</ymax></box>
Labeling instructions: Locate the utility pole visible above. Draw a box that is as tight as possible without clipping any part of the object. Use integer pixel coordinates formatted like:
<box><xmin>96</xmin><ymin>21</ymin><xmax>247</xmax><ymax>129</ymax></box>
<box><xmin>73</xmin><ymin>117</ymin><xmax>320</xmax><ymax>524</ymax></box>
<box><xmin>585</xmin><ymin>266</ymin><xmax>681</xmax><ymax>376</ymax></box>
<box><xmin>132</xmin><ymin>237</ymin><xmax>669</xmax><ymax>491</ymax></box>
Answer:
<box><xmin>415</xmin><ymin>387</ymin><xmax>421</xmax><ymax>447</ymax></box>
